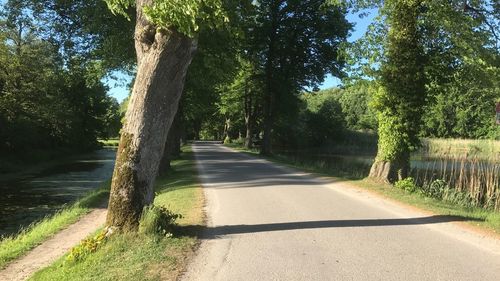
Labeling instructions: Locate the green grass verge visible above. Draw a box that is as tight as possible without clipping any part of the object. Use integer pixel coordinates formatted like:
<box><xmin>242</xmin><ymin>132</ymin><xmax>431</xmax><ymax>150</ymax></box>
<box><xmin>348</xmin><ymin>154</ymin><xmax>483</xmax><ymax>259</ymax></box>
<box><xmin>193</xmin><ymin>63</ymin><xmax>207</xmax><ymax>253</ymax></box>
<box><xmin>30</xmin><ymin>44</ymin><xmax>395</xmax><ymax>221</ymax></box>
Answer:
<box><xmin>30</xmin><ymin>146</ymin><xmax>204</xmax><ymax>281</ymax></box>
<box><xmin>350</xmin><ymin>179</ymin><xmax>500</xmax><ymax>234</ymax></box>
<box><xmin>225</xmin><ymin>143</ymin><xmax>500</xmax><ymax>234</ymax></box>
<box><xmin>0</xmin><ymin>183</ymin><xmax>110</xmax><ymax>269</ymax></box>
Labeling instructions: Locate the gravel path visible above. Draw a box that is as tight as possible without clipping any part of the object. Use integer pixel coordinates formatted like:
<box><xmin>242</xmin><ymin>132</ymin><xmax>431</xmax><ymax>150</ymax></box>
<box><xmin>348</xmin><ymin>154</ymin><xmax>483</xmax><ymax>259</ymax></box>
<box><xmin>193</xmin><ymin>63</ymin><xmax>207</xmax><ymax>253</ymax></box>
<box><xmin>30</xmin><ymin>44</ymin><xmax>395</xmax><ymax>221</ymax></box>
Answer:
<box><xmin>181</xmin><ymin>142</ymin><xmax>500</xmax><ymax>281</ymax></box>
<box><xmin>0</xmin><ymin>208</ymin><xmax>107</xmax><ymax>281</ymax></box>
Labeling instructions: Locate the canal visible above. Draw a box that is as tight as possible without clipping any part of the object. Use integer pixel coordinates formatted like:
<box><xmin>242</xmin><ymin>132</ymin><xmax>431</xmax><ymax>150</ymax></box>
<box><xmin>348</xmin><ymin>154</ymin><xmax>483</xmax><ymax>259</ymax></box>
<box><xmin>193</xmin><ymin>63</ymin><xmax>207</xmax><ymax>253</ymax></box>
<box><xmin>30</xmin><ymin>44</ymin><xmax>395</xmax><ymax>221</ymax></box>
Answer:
<box><xmin>0</xmin><ymin>148</ymin><xmax>116</xmax><ymax>237</ymax></box>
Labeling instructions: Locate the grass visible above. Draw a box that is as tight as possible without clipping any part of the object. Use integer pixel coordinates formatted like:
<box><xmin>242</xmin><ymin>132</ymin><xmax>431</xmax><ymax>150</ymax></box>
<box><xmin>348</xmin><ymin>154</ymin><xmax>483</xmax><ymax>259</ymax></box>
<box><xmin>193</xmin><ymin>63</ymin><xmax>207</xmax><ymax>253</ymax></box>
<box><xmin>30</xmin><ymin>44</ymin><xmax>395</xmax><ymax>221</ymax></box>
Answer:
<box><xmin>98</xmin><ymin>139</ymin><xmax>120</xmax><ymax>147</ymax></box>
<box><xmin>29</xmin><ymin>146</ymin><xmax>204</xmax><ymax>281</ymax></box>
<box><xmin>225</xmin><ymin>143</ymin><xmax>500</xmax><ymax>234</ymax></box>
<box><xmin>0</xmin><ymin>182</ymin><xmax>110</xmax><ymax>269</ymax></box>
<box><xmin>351</xmin><ymin>179</ymin><xmax>500</xmax><ymax>234</ymax></box>
<box><xmin>421</xmin><ymin>138</ymin><xmax>500</xmax><ymax>160</ymax></box>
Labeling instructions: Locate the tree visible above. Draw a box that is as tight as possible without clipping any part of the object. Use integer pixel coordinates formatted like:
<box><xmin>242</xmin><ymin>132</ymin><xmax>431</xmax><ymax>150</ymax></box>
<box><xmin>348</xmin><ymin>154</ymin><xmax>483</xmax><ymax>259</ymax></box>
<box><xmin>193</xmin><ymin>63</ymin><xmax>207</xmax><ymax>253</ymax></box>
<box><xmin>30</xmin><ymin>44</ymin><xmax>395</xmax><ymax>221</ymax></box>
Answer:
<box><xmin>253</xmin><ymin>0</ymin><xmax>351</xmax><ymax>155</ymax></box>
<box><xmin>339</xmin><ymin>81</ymin><xmax>378</xmax><ymax>131</ymax></box>
<box><xmin>419</xmin><ymin>0</ymin><xmax>500</xmax><ymax>140</ymax></box>
<box><xmin>368</xmin><ymin>0</ymin><xmax>426</xmax><ymax>183</ymax></box>
<box><xmin>0</xmin><ymin>1</ymin><xmax>117</xmax><ymax>154</ymax></box>
<box><xmin>180</xmin><ymin>1</ymin><xmax>252</xmax><ymax>143</ymax></box>
<box><xmin>104</xmin><ymin>0</ymin><xmax>224</xmax><ymax>231</ymax></box>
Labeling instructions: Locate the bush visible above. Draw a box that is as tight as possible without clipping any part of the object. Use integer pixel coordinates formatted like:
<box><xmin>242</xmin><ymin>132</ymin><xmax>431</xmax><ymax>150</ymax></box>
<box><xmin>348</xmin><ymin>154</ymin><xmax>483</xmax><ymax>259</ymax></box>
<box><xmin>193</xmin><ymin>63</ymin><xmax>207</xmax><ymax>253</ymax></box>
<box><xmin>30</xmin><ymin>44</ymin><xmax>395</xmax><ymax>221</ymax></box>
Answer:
<box><xmin>138</xmin><ymin>205</ymin><xmax>182</xmax><ymax>236</ymax></box>
<box><xmin>424</xmin><ymin>179</ymin><xmax>447</xmax><ymax>199</ymax></box>
<box><xmin>66</xmin><ymin>229</ymin><xmax>110</xmax><ymax>263</ymax></box>
<box><xmin>395</xmin><ymin>177</ymin><xmax>418</xmax><ymax>193</ymax></box>
<box><xmin>421</xmin><ymin>179</ymin><xmax>475</xmax><ymax>208</ymax></box>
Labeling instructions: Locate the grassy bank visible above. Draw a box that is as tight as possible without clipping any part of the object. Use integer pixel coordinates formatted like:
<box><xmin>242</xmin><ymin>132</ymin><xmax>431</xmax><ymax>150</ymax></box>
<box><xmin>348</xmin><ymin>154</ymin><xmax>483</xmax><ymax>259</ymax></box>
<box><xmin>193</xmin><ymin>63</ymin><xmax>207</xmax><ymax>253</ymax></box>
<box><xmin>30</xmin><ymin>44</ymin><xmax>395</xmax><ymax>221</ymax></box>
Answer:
<box><xmin>351</xmin><ymin>179</ymin><xmax>500</xmax><ymax>233</ymax></box>
<box><xmin>225</xmin><ymin>143</ymin><xmax>500</xmax><ymax>234</ymax></box>
<box><xmin>0</xmin><ymin>183</ymin><xmax>110</xmax><ymax>269</ymax></box>
<box><xmin>30</xmin><ymin>146</ymin><xmax>204</xmax><ymax>281</ymax></box>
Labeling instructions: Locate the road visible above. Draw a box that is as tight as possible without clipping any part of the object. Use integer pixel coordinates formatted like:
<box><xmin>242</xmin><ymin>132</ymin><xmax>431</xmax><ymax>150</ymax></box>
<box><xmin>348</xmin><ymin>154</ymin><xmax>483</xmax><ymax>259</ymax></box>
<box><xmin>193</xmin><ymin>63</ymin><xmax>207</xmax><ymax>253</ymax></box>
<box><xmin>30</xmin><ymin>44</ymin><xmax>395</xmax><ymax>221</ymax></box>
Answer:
<box><xmin>181</xmin><ymin>142</ymin><xmax>500</xmax><ymax>281</ymax></box>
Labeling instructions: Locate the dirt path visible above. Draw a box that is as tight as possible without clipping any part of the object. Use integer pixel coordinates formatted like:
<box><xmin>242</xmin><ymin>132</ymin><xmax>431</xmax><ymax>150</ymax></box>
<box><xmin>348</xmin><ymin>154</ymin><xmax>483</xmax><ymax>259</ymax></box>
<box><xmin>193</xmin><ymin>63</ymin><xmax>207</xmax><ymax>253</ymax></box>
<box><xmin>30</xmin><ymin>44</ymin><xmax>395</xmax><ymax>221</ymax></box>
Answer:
<box><xmin>0</xmin><ymin>208</ymin><xmax>107</xmax><ymax>281</ymax></box>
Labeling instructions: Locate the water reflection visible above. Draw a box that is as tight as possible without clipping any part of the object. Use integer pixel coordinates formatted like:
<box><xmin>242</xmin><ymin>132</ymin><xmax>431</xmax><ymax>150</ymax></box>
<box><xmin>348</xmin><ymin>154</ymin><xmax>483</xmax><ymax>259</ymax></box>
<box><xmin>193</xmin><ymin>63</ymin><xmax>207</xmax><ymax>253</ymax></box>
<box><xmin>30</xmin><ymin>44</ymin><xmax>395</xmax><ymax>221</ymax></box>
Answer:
<box><xmin>0</xmin><ymin>149</ymin><xmax>116</xmax><ymax>237</ymax></box>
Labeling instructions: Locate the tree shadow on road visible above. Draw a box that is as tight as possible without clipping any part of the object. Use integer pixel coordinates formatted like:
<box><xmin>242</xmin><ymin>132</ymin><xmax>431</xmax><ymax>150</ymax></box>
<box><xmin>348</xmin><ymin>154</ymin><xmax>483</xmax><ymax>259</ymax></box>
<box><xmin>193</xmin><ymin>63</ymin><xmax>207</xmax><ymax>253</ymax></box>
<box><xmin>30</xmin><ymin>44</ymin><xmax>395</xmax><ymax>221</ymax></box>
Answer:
<box><xmin>176</xmin><ymin>215</ymin><xmax>483</xmax><ymax>239</ymax></box>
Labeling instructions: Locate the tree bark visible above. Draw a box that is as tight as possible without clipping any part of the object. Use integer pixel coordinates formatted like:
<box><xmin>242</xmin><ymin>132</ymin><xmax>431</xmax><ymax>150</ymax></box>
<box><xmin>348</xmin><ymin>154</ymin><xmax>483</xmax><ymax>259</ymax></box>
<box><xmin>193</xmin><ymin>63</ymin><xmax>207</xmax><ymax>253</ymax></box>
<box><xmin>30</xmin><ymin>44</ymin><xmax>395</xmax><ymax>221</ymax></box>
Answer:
<box><xmin>243</xmin><ymin>80</ymin><xmax>254</xmax><ymax>149</ymax></box>
<box><xmin>244</xmin><ymin>117</ymin><xmax>253</xmax><ymax>149</ymax></box>
<box><xmin>369</xmin><ymin>153</ymin><xmax>410</xmax><ymax>183</ymax></box>
<box><xmin>260</xmin><ymin>1</ymin><xmax>279</xmax><ymax>156</ymax></box>
<box><xmin>106</xmin><ymin>0</ymin><xmax>197</xmax><ymax>232</ymax></box>
<box><xmin>158</xmin><ymin>111</ymin><xmax>181</xmax><ymax>175</ymax></box>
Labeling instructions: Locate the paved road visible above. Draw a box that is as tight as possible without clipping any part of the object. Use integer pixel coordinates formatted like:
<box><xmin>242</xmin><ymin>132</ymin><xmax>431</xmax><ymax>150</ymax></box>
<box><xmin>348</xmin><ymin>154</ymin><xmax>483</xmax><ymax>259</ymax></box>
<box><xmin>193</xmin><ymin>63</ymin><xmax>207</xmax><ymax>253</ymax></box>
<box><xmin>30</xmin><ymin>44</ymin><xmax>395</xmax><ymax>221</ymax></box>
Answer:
<box><xmin>182</xmin><ymin>142</ymin><xmax>500</xmax><ymax>281</ymax></box>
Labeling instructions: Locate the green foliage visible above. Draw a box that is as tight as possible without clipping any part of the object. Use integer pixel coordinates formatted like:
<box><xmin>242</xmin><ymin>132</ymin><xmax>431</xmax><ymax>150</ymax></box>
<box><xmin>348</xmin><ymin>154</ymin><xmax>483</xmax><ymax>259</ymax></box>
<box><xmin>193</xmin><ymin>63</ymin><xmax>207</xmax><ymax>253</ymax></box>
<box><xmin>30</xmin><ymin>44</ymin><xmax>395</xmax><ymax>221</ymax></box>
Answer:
<box><xmin>104</xmin><ymin>0</ymin><xmax>134</xmax><ymax>18</ymax></box>
<box><xmin>418</xmin><ymin>179</ymin><xmax>475</xmax><ymax>209</ymax></box>
<box><xmin>338</xmin><ymin>81</ymin><xmax>378</xmax><ymax>131</ymax></box>
<box><xmin>181</xmin><ymin>2</ymin><xmax>250</xmax><ymax>140</ymax></box>
<box><xmin>0</xmin><ymin>1</ymin><xmax>125</xmax><ymax>157</ymax></box>
<box><xmin>302</xmin><ymin>94</ymin><xmax>346</xmax><ymax>147</ymax></box>
<box><xmin>66</xmin><ymin>230</ymin><xmax>109</xmax><ymax>263</ymax></box>
<box><xmin>145</xmin><ymin>0</ymin><xmax>226</xmax><ymax>37</ymax></box>
<box><xmin>105</xmin><ymin>0</ymin><xmax>226</xmax><ymax>37</ymax></box>
<box><xmin>375</xmin><ymin>108</ymin><xmax>412</xmax><ymax>161</ymax></box>
<box><xmin>372</xmin><ymin>0</ymin><xmax>426</xmax><ymax>163</ymax></box>
<box><xmin>254</xmin><ymin>0</ymin><xmax>351</xmax><ymax>153</ymax></box>
<box><xmin>349</xmin><ymin>0</ymin><xmax>500</xmax><ymax>141</ymax></box>
<box><xmin>394</xmin><ymin>177</ymin><xmax>417</xmax><ymax>193</ymax></box>
<box><xmin>138</xmin><ymin>205</ymin><xmax>182</xmax><ymax>236</ymax></box>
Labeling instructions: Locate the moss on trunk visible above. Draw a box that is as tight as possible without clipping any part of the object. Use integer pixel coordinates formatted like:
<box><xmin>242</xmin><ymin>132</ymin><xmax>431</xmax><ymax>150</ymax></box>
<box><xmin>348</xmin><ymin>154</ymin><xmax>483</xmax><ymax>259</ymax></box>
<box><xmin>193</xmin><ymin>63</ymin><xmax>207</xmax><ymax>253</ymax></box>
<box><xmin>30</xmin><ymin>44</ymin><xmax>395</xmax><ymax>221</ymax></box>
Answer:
<box><xmin>106</xmin><ymin>133</ymin><xmax>147</xmax><ymax>232</ymax></box>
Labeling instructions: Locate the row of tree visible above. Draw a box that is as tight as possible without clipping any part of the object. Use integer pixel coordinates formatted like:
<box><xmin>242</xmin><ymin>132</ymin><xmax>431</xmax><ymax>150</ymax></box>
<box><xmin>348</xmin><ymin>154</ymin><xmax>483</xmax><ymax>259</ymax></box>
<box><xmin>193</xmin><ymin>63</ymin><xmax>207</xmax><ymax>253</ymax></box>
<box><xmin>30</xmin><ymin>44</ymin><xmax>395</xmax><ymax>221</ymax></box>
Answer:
<box><xmin>13</xmin><ymin>0</ymin><xmax>493</xmax><ymax>231</ymax></box>
<box><xmin>178</xmin><ymin>0</ymin><xmax>499</xmax><ymax>155</ymax></box>
<box><xmin>104</xmin><ymin>0</ymin><xmax>498</xmax><ymax>230</ymax></box>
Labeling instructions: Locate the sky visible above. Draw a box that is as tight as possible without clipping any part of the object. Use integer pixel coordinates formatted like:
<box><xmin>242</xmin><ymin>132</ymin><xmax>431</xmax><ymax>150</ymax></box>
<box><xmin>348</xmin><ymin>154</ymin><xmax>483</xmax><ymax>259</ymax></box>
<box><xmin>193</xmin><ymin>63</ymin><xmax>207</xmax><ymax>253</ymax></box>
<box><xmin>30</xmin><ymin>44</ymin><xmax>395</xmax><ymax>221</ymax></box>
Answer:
<box><xmin>104</xmin><ymin>8</ymin><xmax>378</xmax><ymax>103</ymax></box>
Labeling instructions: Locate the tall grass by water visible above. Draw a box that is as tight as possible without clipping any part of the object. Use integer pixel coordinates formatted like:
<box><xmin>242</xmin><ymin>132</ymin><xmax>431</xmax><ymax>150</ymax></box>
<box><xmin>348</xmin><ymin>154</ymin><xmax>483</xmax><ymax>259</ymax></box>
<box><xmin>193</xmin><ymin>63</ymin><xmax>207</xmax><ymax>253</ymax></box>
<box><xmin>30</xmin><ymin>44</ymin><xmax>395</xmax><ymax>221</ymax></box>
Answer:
<box><xmin>271</xmin><ymin>134</ymin><xmax>500</xmax><ymax>211</ymax></box>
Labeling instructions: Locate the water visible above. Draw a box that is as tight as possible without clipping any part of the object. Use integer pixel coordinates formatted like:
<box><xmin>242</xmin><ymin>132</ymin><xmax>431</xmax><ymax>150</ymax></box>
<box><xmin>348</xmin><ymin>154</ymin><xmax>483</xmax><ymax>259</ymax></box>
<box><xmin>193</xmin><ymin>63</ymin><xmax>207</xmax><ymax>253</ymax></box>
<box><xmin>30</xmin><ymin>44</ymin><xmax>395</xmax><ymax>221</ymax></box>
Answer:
<box><xmin>0</xmin><ymin>149</ymin><xmax>116</xmax><ymax>237</ymax></box>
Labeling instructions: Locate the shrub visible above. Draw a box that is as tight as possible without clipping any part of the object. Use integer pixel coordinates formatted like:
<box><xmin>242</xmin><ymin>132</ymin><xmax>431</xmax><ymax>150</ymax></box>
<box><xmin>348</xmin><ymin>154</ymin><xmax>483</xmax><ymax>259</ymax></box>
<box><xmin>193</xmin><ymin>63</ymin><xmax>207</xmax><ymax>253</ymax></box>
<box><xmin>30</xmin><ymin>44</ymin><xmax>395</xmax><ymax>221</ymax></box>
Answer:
<box><xmin>395</xmin><ymin>177</ymin><xmax>418</xmax><ymax>193</ymax></box>
<box><xmin>66</xmin><ymin>228</ymin><xmax>111</xmax><ymax>263</ymax></box>
<box><xmin>424</xmin><ymin>179</ymin><xmax>447</xmax><ymax>199</ymax></box>
<box><xmin>138</xmin><ymin>205</ymin><xmax>182</xmax><ymax>236</ymax></box>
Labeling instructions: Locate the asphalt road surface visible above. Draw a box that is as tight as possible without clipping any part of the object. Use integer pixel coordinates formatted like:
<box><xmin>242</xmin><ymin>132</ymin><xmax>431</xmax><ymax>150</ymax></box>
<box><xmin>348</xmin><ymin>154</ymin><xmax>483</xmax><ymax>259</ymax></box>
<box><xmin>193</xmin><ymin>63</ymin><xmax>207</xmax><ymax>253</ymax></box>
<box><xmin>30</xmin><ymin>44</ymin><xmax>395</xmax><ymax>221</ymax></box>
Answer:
<box><xmin>181</xmin><ymin>142</ymin><xmax>500</xmax><ymax>281</ymax></box>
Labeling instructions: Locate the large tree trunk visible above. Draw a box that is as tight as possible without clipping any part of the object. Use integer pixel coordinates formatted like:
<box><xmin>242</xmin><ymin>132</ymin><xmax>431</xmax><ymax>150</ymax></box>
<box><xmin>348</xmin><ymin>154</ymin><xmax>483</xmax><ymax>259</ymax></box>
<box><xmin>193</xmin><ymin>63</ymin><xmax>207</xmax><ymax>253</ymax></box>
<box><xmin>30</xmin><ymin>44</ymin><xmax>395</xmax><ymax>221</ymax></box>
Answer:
<box><xmin>243</xmin><ymin>80</ymin><xmax>254</xmax><ymax>149</ymax></box>
<box><xmin>261</xmin><ymin>93</ymin><xmax>273</xmax><ymax>155</ymax></box>
<box><xmin>244</xmin><ymin>116</ymin><xmax>253</xmax><ymax>149</ymax></box>
<box><xmin>260</xmin><ymin>1</ymin><xmax>279</xmax><ymax>156</ymax></box>
<box><xmin>158</xmin><ymin>112</ymin><xmax>181</xmax><ymax>176</ymax></box>
<box><xmin>106</xmin><ymin>0</ymin><xmax>197</xmax><ymax>232</ymax></box>
<box><xmin>368</xmin><ymin>0</ymin><xmax>425</xmax><ymax>184</ymax></box>
<box><xmin>369</xmin><ymin>151</ymin><xmax>410</xmax><ymax>183</ymax></box>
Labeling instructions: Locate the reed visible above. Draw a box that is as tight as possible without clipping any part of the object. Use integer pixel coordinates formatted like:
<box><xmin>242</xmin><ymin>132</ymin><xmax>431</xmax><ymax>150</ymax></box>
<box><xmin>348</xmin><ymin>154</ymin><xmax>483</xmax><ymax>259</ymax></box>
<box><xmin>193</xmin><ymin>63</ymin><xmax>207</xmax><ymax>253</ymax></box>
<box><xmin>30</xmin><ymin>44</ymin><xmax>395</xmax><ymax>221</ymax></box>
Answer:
<box><xmin>419</xmin><ymin>138</ymin><xmax>500</xmax><ymax>161</ymax></box>
<box><xmin>411</xmin><ymin>157</ymin><xmax>500</xmax><ymax>211</ymax></box>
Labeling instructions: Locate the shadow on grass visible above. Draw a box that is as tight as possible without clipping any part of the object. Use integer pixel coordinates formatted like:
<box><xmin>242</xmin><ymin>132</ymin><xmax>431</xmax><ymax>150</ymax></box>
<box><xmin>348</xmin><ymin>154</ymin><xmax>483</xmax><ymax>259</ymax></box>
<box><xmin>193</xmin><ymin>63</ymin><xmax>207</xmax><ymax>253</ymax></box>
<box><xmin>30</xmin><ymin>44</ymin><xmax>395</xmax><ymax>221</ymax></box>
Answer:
<box><xmin>155</xmin><ymin>152</ymin><xmax>198</xmax><ymax>194</ymax></box>
<box><xmin>175</xmin><ymin>215</ymin><xmax>483</xmax><ymax>239</ymax></box>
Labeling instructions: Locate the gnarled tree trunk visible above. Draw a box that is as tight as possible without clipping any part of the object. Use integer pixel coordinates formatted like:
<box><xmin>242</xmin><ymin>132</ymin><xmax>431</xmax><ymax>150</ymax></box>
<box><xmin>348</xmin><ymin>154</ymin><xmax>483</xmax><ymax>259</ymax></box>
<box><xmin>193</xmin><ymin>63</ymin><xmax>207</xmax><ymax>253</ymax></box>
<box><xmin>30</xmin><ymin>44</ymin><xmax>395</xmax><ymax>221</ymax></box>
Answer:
<box><xmin>159</xmin><ymin>111</ymin><xmax>181</xmax><ymax>175</ymax></box>
<box><xmin>368</xmin><ymin>0</ymin><xmax>425</xmax><ymax>184</ymax></box>
<box><xmin>106</xmin><ymin>0</ymin><xmax>197</xmax><ymax>231</ymax></box>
